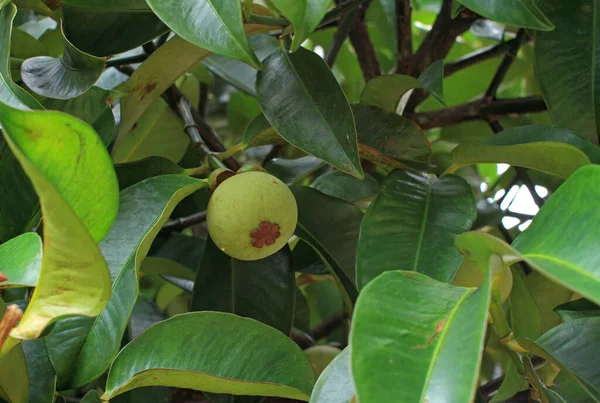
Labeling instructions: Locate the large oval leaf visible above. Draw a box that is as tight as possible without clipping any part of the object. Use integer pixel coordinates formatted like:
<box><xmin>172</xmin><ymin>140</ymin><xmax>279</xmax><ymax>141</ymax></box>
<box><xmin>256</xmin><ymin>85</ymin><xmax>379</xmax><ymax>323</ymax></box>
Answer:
<box><xmin>534</xmin><ymin>0</ymin><xmax>599</xmax><ymax>143</ymax></box>
<box><xmin>270</xmin><ymin>0</ymin><xmax>332</xmax><ymax>51</ymax></box>
<box><xmin>512</xmin><ymin>165</ymin><xmax>600</xmax><ymax>304</ymax></box>
<box><xmin>450</xmin><ymin>126</ymin><xmax>593</xmax><ymax>179</ymax></box>
<box><xmin>458</xmin><ymin>0</ymin><xmax>553</xmax><ymax>30</ymax></box>
<box><xmin>21</xmin><ymin>24</ymin><xmax>106</xmax><ymax>99</ymax></box>
<box><xmin>192</xmin><ymin>237</ymin><xmax>295</xmax><ymax>335</ymax></box>
<box><xmin>356</xmin><ymin>169</ymin><xmax>476</xmax><ymax>289</ymax></box>
<box><xmin>257</xmin><ymin>47</ymin><xmax>363</xmax><ymax>179</ymax></box>
<box><xmin>0</xmin><ymin>232</ymin><xmax>41</xmax><ymax>288</ymax></box>
<box><xmin>146</xmin><ymin>0</ymin><xmax>261</xmax><ymax>68</ymax></box>
<box><xmin>0</xmin><ymin>4</ymin><xmax>42</xmax><ymax>110</ymax></box>
<box><xmin>50</xmin><ymin>175</ymin><xmax>207</xmax><ymax>388</ymax></box>
<box><xmin>292</xmin><ymin>186</ymin><xmax>363</xmax><ymax>302</ymax></box>
<box><xmin>351</xmin><ymin>270</ymin><xmax>492</xmax><ymax>402</ymax></box>
<box><xmin>103</xmin><ymin>312</ymin><xmax>315</xmax><ymax>401</ymax></box>
<box><xmin>0</xmin><ymin>103</ymin><xmax>118</xmax><ymax>341</ymax></box>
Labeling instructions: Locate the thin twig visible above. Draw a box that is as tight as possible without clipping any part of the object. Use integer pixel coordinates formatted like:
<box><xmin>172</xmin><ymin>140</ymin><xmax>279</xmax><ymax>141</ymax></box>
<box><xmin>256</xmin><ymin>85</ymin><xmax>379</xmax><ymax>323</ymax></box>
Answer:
<box><xmin>325</xmin><ymin>6</ymin><xmax>358</xmax><ymax>67</ymax></box>
<box><xmin>396</xmin><ymin>0</ymin><xmax>413</xmax><ymax>69</ymax></box>
<box><xmin>347</xmin><ymin>0</ymin><xmax>381</xmax><ymax>81</ymax></box>
<box><xmin>311</xmin><ymin>312</ymin><xmax>348</xmax><ymax>341</ymax></box>
<box><xmin>161</xmin><ymin>212</ymin><xmax>207</xmax><ymax>233</ymax></box>
<box><xmin>106</xmin><ymin>53</ymin><xmax>149</xmax><ymax>68</ymax></box>
<box><xmin>409</xmin><ymin>96</ymin><xmax>547</xmax><ymax>129</ymax></box>
<box><xmin>485</xmin><ymin>29</ymin><xmax>527</xmax><ymax>99</ymax></box>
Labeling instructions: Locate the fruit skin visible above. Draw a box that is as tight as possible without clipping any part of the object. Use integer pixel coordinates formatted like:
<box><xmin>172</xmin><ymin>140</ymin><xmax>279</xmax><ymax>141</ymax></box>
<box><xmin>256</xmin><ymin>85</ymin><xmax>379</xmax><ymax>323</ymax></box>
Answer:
<box><xmin>207</xmin><ymin>171</ymin><xmax>298</xmax><ymax>261</ymax></box>
<box><xmin>304</xmin><ymin>345</ymin><xmax>341</xmax><ymax>378</ymax></box>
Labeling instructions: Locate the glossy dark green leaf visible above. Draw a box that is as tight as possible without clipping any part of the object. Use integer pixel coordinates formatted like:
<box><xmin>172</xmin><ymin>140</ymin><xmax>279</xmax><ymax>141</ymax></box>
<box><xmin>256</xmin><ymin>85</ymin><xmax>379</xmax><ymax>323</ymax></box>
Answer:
<box><xmin>146</xmin><ymin>0</ymin><xmax>261</xmax><ymax>68</ymax></box>
<box><xmin>554</xmin><ymin>299</ymin><xmax>600</xmax><ymax>322</ymax></box>
<box><xmin>356</xmin><ymin>169</ymin><xmax>476</xmax><ymax>289</ymax></box>
<box><xmin>241</xmin><ymin>113</ymin><xmax>285</xmax><ymax>149</ymax></box>
<box><xmin>204</xmin><ymin>34</ymin><xmax>279</xmax><ymax>96</ymax></box>
<box><xmin>519</xmin><ymin>317</ymin><xmax>600</xmax><ymax>400</ymax></box>
<box><xmin>43</xmin><ymin>87</ymin><xmax>116</xmax><ymax>147</ymax></box>
<box><xmin>0</xmin><ymin>232</ymin><xmax>41</xmax><ymax>288</ymax></box>
<box><xmin>450</xmin><ymin>126</ymin><xmax>593</xmax><ymax>178</ymax></box>
<box><xmin>292</xmin><ymin>186</ymin><xmax>363</xmax><ymax>302</ymax></box>
<box><xmin>22</xmin><ymin>339</ymin><xmax>56</xmax><ymax>403</ymax></box>
<box><xmin>512</xmin><ymin>165</ymin><xmax>600</xmax><ymax>304</ymax></box>
<box><xmin>66</xmin><ymin>175</ymin><xmax>207</xmax><ymax>387</ymax></box>
<box><xmin>266</xmin><ymin>156</ymin><xmax>323</xmax><ymax>185</ymax></box>
<box><xmin>534</xmin><ymin>0</ymin><xmax>598</xmax><ymax>143</ymax></box>
<box><xmin>351</xmin><ymin>270</ymin><xmax>492</xmax><ymax>402</ymax></box>
<box><xmin>115</xmin><ymin>156</ymin><xmax>186</xmax><ymax>190</ymax></box>
<box><xmin>309</xmin><ymin>347</ymin><xmax>354</xmax><ymax>403</ymax></box>
<box><xmin>0</xmin><ymin>103</ymin><xmax>118</xmax><ymax>343</ymax></box>
<box><xmin>457</xmin><ymin>0</ymin><xmax>553</xmax><ymax>30</ymax></box>
<box><xmin>292</xmin><ymin>240</ymin><xmax>327</xmax><ymax>275</ymax></box>
<box><xmin>312</xmin><ymin>171</ymin><xmax>379</xmax><ymax>203</ymax></box>
<box><xmin>301</xmin><ymin>278</ymin><xmax>344</xmax><ymax>344</ymax></box>
<box><xmin>150</xmin><ymin>232</ymin><xmax>206</xmax><ymax>274</ymax></box>
<box><xmin>257</xmin><ymin>48</ymin><xmax>363</xmax><ymax>178</ymax></box>
<box><xmin>60</xmin><ymin>0</ymin><xmax>167</xmax><ymax>56</ymax></box>
<box><xmin>129</xmin><ymin>295</ymin><xmax>166</xmax><ymax>340</ymax></box>
<box><xmin>270</xmin><ymin>0</ymin><xmax>332</xmax><ymax>51</ymax></box>
<box><xmin>0</xmin><ymin>4</ymin><xmax>42</xmax><ymax>110</ymax></box>
<box><xmin>353</xmin><ymin>104</ymin><xmax>431</xmax><ymax>170</ymax></box>
<box><xmin>192</xmin><ymin>237</ymin><xmax>295</xmax><ymax>334</ymax></box>
<box><xmin>21</xmin><ymin>25</ymin><xmax>106</xmax><ymax>99</ymax></box>
<box><xmin>103</xmin><ymin>312</ymin><xmax>315</xmax><ymax>401</ymax></box>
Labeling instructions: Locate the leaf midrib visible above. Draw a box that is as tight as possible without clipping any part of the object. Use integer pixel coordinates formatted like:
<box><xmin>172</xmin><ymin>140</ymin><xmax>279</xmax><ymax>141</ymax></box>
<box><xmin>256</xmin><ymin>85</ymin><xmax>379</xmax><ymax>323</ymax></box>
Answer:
<box><xmin>411</xmin><ymin>175</ymin><xmax>433</xmax><ymax>271</ymax></box>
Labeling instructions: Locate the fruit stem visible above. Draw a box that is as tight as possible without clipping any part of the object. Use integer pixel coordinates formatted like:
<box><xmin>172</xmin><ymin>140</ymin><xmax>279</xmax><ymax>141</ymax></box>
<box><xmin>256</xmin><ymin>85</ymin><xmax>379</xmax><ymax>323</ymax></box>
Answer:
<box><xmin>208</xmin><ymin>154</ymin><xmax>227</xmax><ymax>170</ymax></box>
<box><xmin>214</xmin><ymin>143</ymin><xmax>245</xmax><ymax>160</ymax></box>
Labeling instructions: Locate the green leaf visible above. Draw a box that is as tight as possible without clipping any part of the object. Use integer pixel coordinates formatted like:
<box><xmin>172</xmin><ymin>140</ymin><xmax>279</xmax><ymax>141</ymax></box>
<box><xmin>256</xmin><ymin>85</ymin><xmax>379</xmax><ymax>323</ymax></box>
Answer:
<box><xmin>353</xmin><ymin>104</ymin><xmax>432</xmax><ymax>170</ymax></box>
<box><xmin>0</xmin><ymin>232</ymin><xmax>41</xmax><ymax>288</ymax></box>
<box><xmin>270</xmin><ymin>0</ymin><xmax>332</xmax><ymax>51</ymax></box>
<box><xmin>351</xmin><ymin>270</ymin><xmax>492</xmax><ymax>402</ymax></box>
<box><xmin>241</xmin><ymin>113</ymin><xmax>285</xmax><ymax>149</ymax></box>
<box><xmin>192</xmin><ymin>237</ymin><xmax>295</xmax><ymax>335</ymax></box>
<box><xmin>356</xmin><ymin>169</ymin><xmax>476</xmax><ymax>289</ymax></box>
<box><xmin>257</xmin><ymin>48</ymin><xmax>364</xmax><ymax>179</ymax></box>
<box><xmin>103</xmin><ymin>312</ymin><xmax>315</xmax><ymax>401</ymax></box>
<box><xmin>309</xmin><ymin>347</ymin><xmax>354</xmax><ymax>403</ymax></box>
<box><xmin>509</xmin><ymin>266</ymin><xmax>542</xmax><ymax>340</ymax></box>
<box><xmin>111</xmin><ymin>97</ymin><xmax>190</xmax><ymax>164</ymax></box>
<box><xmin>0</xmin><ymin>343</ymin><xmax>28</xmax><ymax>402</ymax></box>
<box><xmin>129</xmin><ymin>295</ymin><xmax>166</xmax><ymax>340</ymax></box>
<box><xmin>60</xmin><ymin>0</ymin><xmax>167</xmax><ymax>56</ymax></box>
<box><xmin>519</xmin><ymin>317</ymin><xmax>600</xmax><ymax>400</ymax></box>
<box><xmin>512</xmin><ymin>165</ymin><xmax>600</xmax><ymax>304</ymax></box>
<box><xmin>43</xmin><ymin>86</ymin><xmax>116</xmax><ymax>147</ymax></box>
<box><xmin>534</xmin><ymin>0</ymin><xmax>598</xmax><ymax>143</ymax></box>
<box><xmin>21</xmin><ymin>24</ymin><xmax>106</xmax><ymax>99</ymax></box>
<box><xmin>490</xmin><ymin>361</ymin><xmax>527</xmax><ymax>403</ymax></box>
<box><xmin>204</xmin><ymin>34</ymin><xmax>279</xmax><ymax>96</ymax></box>
<box><xmin>10</xmin><ymin>27</ymin><xmax>48</xmax><ymax>59</ymax></box>
<box><xmin>146</xmin><ymin>0</ymin><xmax>261</xmax><ymax>68</ymax></box>
<box><xmin>554</xmin><ymin>299</ymin><xmax>600</xmax><ymax>322</ymax></box>
<box><xmin>67</xmin><ymin>175</ymin><xmax>207</xmax><ymax>387</ymax></box>
<box><xmin>457</xmin><ymin>0</ymin><xmax>553</xmax><ymax>30</ymax></box>
<box><xmin>22</xmin><ymin>339</ymin><xmax>56</xmax><ymax>403</ymax></box>
<box><xmin>266</xmin><ymin>156</ymin><xmax>323</xmax><ymax>185</ymax></box>
<box><xmin>114</xmin><ymin>21</ymin><xmax>271</xmax><ymax>150</ymax></box>
<box><xmin>312</xmin><ymin>171</ymin><xmax>379</xmax><ymax>203</ymax></box>
<box><xmin>450</xmin><ymin>126</ymin><xmax>593</xmax><ymax>178</ymax></box>
<box><xmin>360</xmin><ymin>62</ymin><xmax>445</xmax><ymax>111</ymax></box>
<box><xmin>292</xmin><ymin>186</ymin><xmax>362</xmax><ymax>302</ymax></box>
<box><xmin>0</xmin><ymin>4</ymin><xmax>42</xmax><ymax>110</ymax></box>
<box><xmin>0</xmin><ymin>103</ymin><xmax>118</xmax><ymax>341</ymax></box>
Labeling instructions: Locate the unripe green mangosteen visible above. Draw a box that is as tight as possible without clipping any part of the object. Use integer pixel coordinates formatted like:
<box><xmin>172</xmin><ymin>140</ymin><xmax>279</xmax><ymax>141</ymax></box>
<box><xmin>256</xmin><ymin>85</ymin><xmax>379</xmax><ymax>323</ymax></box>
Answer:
<box><xmin>207</xmin><ymin>171</ymin><xmax>298</xmax><ymax>261</ymax></box>
<box><xmin>304</xmin><ymin>345</ymin><xmax>341</xmax><ymax>378</ymax></box>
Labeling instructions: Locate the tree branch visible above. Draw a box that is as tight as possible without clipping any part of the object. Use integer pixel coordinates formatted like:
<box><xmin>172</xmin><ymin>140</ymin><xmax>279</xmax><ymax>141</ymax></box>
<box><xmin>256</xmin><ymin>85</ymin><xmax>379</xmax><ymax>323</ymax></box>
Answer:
<box><xmin>325</xmin><ymin>6</ymin><xmax>358</xmax><ymax>67</ymax></box>
<box><xmin>409</xmin><ymin>96</ymin><xmax>547</xmax><ymax>129</ymax></box>
<box><xmin>346</xmin><ymin>0</ymin><xmax>381</xmax><ymax>81</ymax></box>
<box><xmin>311</xmin><ymin>312</ymin><xmax>348</xmax><ymax>341</ymax></box>
<box><xmin>161</xmin><ymin>211</ymin><xmax>207</xmax><ymax>233</ymax></box>
<box><xmin>485</xmin><ymin>29</ymin><xmax>527</xmax><ymax>99</ymax></box>
<box><xmin>395</xmin><ymin>0</ymin><xmax>413</xmax><ymax>69</ymax></box>
<box><xmin>396</xmin><ymin>0</ymin><xmax>477</xmax><ymax>77</ymax></box>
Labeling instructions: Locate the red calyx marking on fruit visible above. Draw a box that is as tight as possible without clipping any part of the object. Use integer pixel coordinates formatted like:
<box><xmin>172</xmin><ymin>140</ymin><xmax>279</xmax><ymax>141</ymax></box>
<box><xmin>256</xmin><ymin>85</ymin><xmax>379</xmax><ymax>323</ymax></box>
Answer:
<box><xmin>250</xmin><ymin>221</ymin><xmax>281</xmax><ymax>248</ymax></box>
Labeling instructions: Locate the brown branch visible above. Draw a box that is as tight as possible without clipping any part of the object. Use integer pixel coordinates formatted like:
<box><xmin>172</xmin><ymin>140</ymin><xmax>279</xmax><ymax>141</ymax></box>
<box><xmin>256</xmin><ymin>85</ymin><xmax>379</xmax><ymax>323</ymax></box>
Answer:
<box><xmin>485</xmin><ymin>29</ymin><xmax>527</xmax><ymax>99</ymax></box>
<box><xmin>396</xmin><ymin>0</ymin><xmax>477</xmax><ymax>77</ymax></box>
<box><xmin>325</xmin><ymin>6</ymin><xmax>359</xmax><ymax>67</ymax></box>
<box><xmin>163</xmin><ymin>86</ymin><xmax>240</xmax><ymax>171</ymax></box>
<box><xmin>311</xmin><ymin>312</ymin><xmax>348</xmax><ymax>341</ymax></box>
<box><xmin>161</xmin><ymin>211</ymin><xmax>207</xmax><ymax>233</ymax></box>
<box><xmin>396</xmin><ymin>0</ymin><xmax>413</xmax><ymax>68</ymax></box>
<box><xmin>409</xmin><ymin>96</ymin><xmax>547</xmax><ymax>129</ymax></box>
<box><xmin>346</xmin><ymin>0</ymin><xmax>381</xmax><ymax>81</ymax></box>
